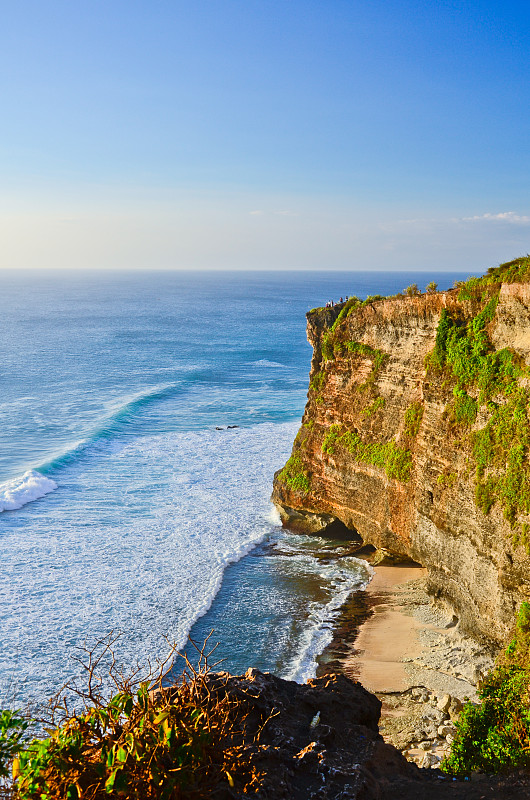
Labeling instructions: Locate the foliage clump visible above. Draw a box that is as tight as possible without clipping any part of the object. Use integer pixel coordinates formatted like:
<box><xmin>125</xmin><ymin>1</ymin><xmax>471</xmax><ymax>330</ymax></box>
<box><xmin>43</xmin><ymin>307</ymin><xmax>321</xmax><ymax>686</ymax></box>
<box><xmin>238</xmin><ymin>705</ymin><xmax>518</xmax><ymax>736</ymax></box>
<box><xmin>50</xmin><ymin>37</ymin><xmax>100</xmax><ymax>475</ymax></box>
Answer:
<box><xmin>321</xmin><ymin>332</ymin><xmax>335</xmax><ymax>361</ymax></box>
<box><xmin>404</xmin><ymin>402</ymin><xmax>424</xmax><ymax>438</ymax></box>
<box><xmin>322</xmin><ymin>424</ymin><xmax>342</xmax><ymax>455</ymax></box>
<box><xmin>362</xmin><ymin>396</ymin><xmax>386</xmax><ymax>417</ymax></box>
<box><xmin>330</xmin><ymin>297</ymin><xmax>361</xmax><ymax>332</ymax></box>
<box><xmin>425</xmin><ymin>261</ymin><xmax>530</xmax><ymax>532</ymax></box>
<box><xmin>473</xmin><ymin>388</ymin><xmax>530</xmax><ymax>526</ymax></box>
<box><xmin>277</xmin><ymin>454</ymin><xmax>311</xmax><ymax>494</ymax></box>
<box><xmin>1</xmin><ymin>711</ymin><xmax>29</xmax><ymax>795</ymax></box>
<box><xmin>318</xmin><ymin>293</ymin><xmax>387</xmax><ymax>363</ymax></box>
<box><xmin>309</xmin><ymin>371</ymin><xmax>326</xmax><ymax>393</ymax></box>
<box><xmin>451</xmin><ymin>388</ymin><xmax>478</xmax><ymax>427</ymax></box>
<box><xmin>2</xmin><ymin>637</ymin><xmax>270</xmax><ymax>800</ymax></box>
<box><xmin>322</xmin><ymin>426</ymin><xmax>411</xmax><ymax>482</ymax></box>
<box><xmin>346</xmin><ymin>342</ymin><xmax>388</xmax><ymax>384</ymax></box>
<box><xmin>443</xmin><ymin>603</ymin><xmax>530</xmax><ymax>777</ymax></box>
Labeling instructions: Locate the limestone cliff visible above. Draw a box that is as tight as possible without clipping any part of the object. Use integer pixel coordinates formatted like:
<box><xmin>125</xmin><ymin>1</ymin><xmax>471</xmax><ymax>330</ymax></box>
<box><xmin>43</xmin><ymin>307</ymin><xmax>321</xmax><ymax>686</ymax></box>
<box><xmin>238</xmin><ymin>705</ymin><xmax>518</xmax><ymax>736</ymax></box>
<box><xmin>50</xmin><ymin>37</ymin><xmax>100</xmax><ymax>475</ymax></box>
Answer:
<box><xmin>272</xmin><ymin>258</ymin><xmax>530</xmax><ymax>646</ymax></box>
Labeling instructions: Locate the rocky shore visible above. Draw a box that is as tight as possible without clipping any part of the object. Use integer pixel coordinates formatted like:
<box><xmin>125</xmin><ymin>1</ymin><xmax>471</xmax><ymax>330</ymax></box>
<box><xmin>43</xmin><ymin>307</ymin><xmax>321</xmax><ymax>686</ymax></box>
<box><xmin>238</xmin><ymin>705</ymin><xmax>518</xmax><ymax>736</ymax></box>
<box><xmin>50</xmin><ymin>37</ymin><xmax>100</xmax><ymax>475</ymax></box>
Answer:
<box><xmin>348</xmin><ymin>564</ymin><xmax>493</xmax><ymax>766</ymax></box>
<box><xmin>199</xmin><ymin>656</ymin><xmax>530</xmax><ymax>799</ymax></box>
<box><xmin>260</xmin><ymin>557</ymin><xmax>530</xmax><ymax>797</ymax></box>
<box><xmin>315</xmin><ymin>560</ymin><xmax>494</xmax><ymax>768</ymax></box>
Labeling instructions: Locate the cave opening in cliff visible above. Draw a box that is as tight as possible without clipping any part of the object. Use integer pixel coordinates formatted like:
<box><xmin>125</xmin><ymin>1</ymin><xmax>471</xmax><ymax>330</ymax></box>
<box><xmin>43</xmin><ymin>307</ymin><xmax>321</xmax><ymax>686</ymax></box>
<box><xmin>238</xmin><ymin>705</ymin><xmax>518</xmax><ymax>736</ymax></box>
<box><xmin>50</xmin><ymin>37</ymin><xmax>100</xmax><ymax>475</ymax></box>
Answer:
<box><xmin>322</xmin><ymin>517</ymin><xmax>363</xmax><ymax>542</ymax></box>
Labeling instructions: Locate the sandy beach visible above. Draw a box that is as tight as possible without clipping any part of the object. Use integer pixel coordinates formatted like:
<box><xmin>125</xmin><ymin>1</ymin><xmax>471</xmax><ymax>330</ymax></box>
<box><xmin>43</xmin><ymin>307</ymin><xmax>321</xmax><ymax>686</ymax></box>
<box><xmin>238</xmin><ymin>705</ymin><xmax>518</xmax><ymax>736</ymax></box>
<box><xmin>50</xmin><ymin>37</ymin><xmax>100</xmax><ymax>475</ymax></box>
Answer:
<box><xmin>344</xmin><ymin>564</ymin><xmax>426</xmax><ymax>693</ymax></box>
<box><xmin>318</xmin><ymin>561</ymin><xmax>495</xmax><ymax>764</ymax></box>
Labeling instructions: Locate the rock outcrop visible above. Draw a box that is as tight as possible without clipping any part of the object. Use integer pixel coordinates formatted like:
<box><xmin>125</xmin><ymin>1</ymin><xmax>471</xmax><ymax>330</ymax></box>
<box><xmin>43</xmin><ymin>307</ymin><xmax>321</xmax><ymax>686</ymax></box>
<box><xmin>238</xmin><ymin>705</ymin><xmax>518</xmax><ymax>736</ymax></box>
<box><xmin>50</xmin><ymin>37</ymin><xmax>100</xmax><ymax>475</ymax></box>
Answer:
<box><xmin>209</xmin><ymin>668</ymin><xmax>413</xmax><ymax>799</ymax></box>
<box><xmin>189</xmin><ymin>669</ymin><xmax>530</xmax><ymax>799</ymax></box>
<box><xmin>272</xmin><ymin>259</ymin><xmax>530</xmax><ymax>646</ymax></box>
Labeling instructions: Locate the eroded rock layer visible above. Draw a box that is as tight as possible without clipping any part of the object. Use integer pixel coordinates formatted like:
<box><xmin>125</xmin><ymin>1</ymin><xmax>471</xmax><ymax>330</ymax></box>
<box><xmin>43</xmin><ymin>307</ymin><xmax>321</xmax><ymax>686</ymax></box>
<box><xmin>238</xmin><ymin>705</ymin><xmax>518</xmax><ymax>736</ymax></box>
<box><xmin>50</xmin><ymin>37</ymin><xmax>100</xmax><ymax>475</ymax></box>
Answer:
<box><xmin>272</xmin><ymin>262</ymin><xmax>530</xmax><ymax>645</ymax></box>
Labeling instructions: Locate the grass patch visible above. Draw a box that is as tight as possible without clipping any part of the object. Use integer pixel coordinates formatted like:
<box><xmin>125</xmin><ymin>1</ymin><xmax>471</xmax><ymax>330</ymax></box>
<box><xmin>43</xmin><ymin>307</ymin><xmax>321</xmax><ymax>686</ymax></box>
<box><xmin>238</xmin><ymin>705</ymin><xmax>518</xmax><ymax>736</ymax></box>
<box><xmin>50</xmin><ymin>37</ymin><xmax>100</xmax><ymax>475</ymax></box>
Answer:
<box><xmin>360</xmin><ymin>294</ymin><xmax>384</xmax><ymax>306</ymax></box>
<box><xmin>277</xmin><ymin>454</ymin><xmax>311</xmax><ymax>494</ymax></box>
<box><xmin>330</xmin><ymin>297</ymin><xmax>360</xmax><ymax>332</ymax></box>
<box><xmin>451</xmin><ymin>388</ymin><xmax>478</xmax><ymax>427</ymax></box>
<box><xmin>347</xmin><ymin>342</ymin><xmax>388</xmax><ymax>383</ymax></box>
<box><xmin>425</xmin><ymin>274</ymin><xmax>530</xmax><ymax>530</ymax></box>
<box><xmin>321</xmin><ymin>424</ymin><xmax>342</xmax><ymax>455</ymax></box>
<box><xmin>321</xmin><ymin>332</ymin><xmax>335</xmax><ymax>361</ymax></box>
<box><xmin>362</xmin><ymin>396</ymin><xmax>386</xmax><ymax>417</ymax></box>
<box><xmin>472</xmin><ymin>389</ymin><xmax>530</xmax><ymax>526</ymax></box>
<box><xmin>335</xmin><ymin>431</ymin><xmax>411</xmax><ymax>482</ymax></box>
<box><xmin>404</xmin><ymin>401</ymin><xmax>424</xmax><ymax>438</ymax></box>
<box><xmin>309</xmin><ymin>371</ymin><xmax>326</xmax><ymax>392</ymax></box>
<box><xmin>436</xmin><ymin>472</ymin><xmax>457</xmax><ymax>487</ymax></box>
<box><xmin>453</xmin><ymin>257</ymin><xmax>530</xmax><ymax>304</ymax></box>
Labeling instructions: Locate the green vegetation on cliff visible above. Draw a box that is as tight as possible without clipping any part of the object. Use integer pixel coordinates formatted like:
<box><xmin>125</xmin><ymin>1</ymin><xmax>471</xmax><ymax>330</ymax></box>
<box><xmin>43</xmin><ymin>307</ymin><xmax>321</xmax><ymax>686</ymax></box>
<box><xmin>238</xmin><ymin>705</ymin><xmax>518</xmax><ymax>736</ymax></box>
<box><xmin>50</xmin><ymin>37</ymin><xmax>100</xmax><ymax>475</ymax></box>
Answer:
<box><xmin>277</xmin><ymin>454</ymin><xmax>311</xmax><ymax>494</ymax></box>
<box><xmin>322</xmin><ymin>425</ymin><xmax>412</xmax><ymax>482</ymax></box>
<box><xmin>404</xmin><ymin>401</ymin><xmax>424</xmax><ymax>438</ymax></box>
<box><xmin>286</xmin><ymin>255</ymin><xmax>530</xmax><ymax>529</ymax></box>
<box><xmin>444</xmin><ymin>602</ymin><xmax>530</xmax><ymax>776</ymax></box>
<box><xmin>457</xmin><ymin>255</ymin><xmax>530</xmax><ymax>296</ymax></box>
<box><xmin>362</xmin><ymin>396</ymin><xmax>386</xmax><ymax>417</ymax></box>
<box><xmin>425</xmin><ymin>258</ymin><xmax>530</xmax><ymax>534</ymax></box>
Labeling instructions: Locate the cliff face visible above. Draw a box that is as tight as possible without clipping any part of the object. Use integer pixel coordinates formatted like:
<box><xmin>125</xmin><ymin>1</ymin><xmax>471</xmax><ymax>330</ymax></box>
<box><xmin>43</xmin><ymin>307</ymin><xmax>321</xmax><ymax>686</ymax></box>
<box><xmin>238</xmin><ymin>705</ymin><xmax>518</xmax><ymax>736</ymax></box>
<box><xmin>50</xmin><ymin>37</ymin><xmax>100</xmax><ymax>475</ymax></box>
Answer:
<box><xmin>272</xmin><ymin>261</ymin><xmax>530</xmax><ymax>645</ymax></box>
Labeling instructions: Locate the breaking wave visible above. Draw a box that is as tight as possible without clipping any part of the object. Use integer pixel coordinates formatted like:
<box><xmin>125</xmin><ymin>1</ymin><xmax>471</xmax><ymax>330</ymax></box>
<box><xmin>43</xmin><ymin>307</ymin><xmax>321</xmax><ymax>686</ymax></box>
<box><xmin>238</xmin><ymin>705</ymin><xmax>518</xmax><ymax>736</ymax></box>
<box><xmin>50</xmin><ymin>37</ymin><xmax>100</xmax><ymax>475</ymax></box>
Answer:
<box><xmin>0</xmin><ymin>470</ymin><xmax>58</xmax><ymax>512</ymax></box>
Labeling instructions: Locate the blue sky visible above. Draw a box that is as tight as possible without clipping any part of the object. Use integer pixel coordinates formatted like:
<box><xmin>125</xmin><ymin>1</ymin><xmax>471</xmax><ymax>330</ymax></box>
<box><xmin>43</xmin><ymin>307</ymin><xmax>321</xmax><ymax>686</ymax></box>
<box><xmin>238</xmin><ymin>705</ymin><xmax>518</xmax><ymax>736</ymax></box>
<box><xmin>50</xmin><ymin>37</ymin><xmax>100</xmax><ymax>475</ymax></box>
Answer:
<box><xmin>1</xmin><ymin>0</ymin><xmax>529</xmax><ymax>270</ymax></box>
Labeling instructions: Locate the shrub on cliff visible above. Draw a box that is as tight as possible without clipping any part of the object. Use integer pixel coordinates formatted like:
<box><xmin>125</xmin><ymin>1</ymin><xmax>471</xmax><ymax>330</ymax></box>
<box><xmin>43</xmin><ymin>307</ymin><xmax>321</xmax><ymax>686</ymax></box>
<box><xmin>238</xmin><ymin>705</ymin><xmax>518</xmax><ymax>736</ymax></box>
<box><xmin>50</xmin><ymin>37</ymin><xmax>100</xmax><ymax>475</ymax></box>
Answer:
<box><xmin>4</xmin><ymin>637</ymin><xmax>264</xmax><ymax>800</ymax></box>
<box><xmin>443</xmin><ymin>602</ymin><xmax>530</xmax><ymax>777</ymax></box>
<box><xmin>277</xmin><ymin>454</ymin><xmax>310</xmax><ymax>493</ymax></box>
<box><xmin>1</xmin><ymin>710</ymin><xmax>29</xmax><ymax>798</ymax></box>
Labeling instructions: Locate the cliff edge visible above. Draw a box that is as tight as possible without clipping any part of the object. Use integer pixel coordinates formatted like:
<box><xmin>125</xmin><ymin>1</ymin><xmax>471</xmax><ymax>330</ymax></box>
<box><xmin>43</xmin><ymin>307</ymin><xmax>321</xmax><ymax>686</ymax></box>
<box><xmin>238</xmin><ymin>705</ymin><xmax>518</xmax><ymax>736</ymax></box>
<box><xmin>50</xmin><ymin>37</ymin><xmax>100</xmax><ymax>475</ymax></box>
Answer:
<box><xmin>272</xmin><ymin>257</ymin><xmax>530</xmax><ymax>646</ymax></box>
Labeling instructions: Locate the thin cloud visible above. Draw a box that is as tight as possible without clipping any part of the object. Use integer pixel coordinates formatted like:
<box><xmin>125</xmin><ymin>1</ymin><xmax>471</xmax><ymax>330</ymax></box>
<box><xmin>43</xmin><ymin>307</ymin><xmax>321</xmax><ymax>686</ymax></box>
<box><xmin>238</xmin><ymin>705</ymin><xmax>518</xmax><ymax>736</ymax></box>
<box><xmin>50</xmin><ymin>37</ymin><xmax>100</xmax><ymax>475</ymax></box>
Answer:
<box><xmin>462</xmin><ymin>211</ymin><xmax>530</xmax><ymax>224</ymax></box>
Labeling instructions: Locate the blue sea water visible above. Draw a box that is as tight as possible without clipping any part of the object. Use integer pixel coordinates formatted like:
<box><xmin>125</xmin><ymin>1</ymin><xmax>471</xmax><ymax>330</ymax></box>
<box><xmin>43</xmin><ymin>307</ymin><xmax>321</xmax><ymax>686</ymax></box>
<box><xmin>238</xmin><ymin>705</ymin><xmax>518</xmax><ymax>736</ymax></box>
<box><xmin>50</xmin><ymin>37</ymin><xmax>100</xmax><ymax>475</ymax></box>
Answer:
<box><xmin>0</xmin><ymin>269</ymin><xmax>473</xmax><ymax>705</ymax></box>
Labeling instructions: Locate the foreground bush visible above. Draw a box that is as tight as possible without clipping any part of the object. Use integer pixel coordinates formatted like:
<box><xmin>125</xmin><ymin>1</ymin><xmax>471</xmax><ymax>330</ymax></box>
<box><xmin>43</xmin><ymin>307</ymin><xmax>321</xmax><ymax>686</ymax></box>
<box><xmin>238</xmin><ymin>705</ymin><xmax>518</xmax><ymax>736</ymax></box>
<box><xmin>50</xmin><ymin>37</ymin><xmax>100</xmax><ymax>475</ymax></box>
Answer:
<box><xmin>443</xmin><ymin>602</ymin><xmax>530</xmax><ymax>776</ymax></box>
<box><xmin>2</xmin><ymin>636</ymin><xmax>263</xmax><ymax>800</ymax></box>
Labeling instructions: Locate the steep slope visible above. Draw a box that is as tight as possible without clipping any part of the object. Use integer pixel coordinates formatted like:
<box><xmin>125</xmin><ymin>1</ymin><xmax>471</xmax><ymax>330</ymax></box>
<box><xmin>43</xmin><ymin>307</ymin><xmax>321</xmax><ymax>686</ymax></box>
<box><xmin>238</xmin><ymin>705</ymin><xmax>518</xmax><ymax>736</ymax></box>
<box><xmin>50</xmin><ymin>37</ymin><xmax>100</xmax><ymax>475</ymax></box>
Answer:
<box><xmin>272</xmin><ymin>258</ymin><xmax>530</xmax><ymax>645</ymax></box>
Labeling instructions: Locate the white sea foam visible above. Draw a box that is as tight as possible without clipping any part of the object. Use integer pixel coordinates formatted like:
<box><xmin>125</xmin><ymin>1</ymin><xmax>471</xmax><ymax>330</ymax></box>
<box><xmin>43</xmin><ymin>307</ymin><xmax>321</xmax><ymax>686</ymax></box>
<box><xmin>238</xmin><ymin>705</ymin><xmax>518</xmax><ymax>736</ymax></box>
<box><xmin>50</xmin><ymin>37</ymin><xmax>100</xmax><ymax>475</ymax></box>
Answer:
<box><xmin>0</xmin><ymin>421</ymin><xmax>299</xmax><ymax>704</ymax></box>
<box><xmin>266</xmin><ymin>504</ymin><xmax>282</xmax><ymax>526</ymax></box>
<box><xmin>0</xmin><ymin>421</ymin><xmax>375</xmax><ymax>702</ymax></box>
<box><xmin>251</xmin><ymin>359</ymin><xmax>285</xmax><ymax>368</ymax></box>
<box><xmin>0</xmin><ymin>470</ymin><xmax>58</xmax><ymax>512</ymax></box>
<box><xmin>282</xmin><ymin>556</ymin><xmax>374</xmax><ymax>684</ymax></box>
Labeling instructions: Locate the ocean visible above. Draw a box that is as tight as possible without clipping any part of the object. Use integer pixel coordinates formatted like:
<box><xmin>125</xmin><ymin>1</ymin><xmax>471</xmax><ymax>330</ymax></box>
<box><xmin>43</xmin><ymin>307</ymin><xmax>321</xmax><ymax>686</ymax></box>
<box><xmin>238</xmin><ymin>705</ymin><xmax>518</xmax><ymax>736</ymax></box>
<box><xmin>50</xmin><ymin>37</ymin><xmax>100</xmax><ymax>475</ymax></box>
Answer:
<box><xmin>0</xmin><ymin>269</ymin><xmax>471</xmax><ymax>705</ymax></box>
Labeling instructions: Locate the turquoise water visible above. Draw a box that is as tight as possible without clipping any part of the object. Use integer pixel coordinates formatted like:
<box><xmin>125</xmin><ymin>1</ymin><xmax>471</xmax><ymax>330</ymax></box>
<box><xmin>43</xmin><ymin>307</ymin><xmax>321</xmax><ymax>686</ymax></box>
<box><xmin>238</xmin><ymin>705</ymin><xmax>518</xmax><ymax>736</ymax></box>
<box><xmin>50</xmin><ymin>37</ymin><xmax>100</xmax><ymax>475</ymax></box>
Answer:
<box><xmin>0</xmin><ymin>269</ymin><xmax>470</xmax><ymax>704</ymax></box>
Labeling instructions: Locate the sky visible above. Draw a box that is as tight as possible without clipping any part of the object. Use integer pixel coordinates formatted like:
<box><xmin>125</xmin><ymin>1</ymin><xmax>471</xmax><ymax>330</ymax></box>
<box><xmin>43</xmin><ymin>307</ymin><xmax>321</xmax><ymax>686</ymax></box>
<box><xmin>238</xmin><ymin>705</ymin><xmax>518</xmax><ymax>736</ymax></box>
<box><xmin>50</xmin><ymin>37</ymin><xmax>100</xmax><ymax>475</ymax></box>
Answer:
<box><xmin>1</xmin><ymin>0</ymin><xmax>529</xmax><ymax>271</ymax></box>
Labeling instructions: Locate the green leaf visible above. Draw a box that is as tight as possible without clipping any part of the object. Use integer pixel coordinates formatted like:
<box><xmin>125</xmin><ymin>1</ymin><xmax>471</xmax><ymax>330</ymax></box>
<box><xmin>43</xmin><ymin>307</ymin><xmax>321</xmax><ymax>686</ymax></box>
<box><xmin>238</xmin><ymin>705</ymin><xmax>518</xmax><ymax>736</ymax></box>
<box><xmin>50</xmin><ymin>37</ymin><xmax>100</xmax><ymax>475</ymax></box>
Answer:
<box><xmin>66</xmin><ymin>783</ymin><xmax>79</xmax><ymax>800</ymax></box>
<box><xmin>105</xmin><ymin>768</ymin><xmax>120</xmax><ymax>793</ymax></box>
<box><xmin>116</xmin><ymin>746</ymin><xmax>127</xmax><ymax>763</ymax></box>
